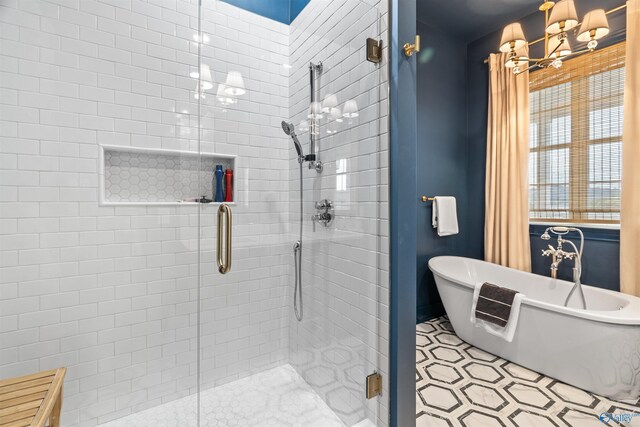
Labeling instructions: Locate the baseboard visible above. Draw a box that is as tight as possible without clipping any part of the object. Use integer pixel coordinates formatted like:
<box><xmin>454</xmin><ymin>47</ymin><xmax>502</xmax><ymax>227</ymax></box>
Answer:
<box><xmin>416</xmin><ymin>303</ymin><xmax>445</xmax><ymax>324</ymax></box>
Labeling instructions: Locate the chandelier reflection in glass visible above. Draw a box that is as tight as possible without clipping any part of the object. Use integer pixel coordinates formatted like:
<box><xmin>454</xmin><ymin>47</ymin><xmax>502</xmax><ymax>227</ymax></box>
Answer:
<box><xmin>499</xmin><ymin>0</ymin><xmax>611</xmax><ymax>75</ymax></box>
<box><xmin>305</xmin><ymin>93</ymin><xmax>358</xmax><ymax>137</ymax></box>
<box><xmin>192</xmin><ymin>65</ymin><xmax>246</xmax><ymax>112</ymax></box>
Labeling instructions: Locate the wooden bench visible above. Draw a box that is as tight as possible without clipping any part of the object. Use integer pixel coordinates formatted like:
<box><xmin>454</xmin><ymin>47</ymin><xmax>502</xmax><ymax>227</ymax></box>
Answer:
<box><xmin>0</xmin><ymin>368</ymin><xmax>66</xmax><ymax>427</ymax></box>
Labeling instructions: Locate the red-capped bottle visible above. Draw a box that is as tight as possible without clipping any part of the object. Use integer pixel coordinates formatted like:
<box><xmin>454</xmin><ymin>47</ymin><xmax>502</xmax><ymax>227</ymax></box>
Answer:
<box><xmin>224</xmin><ymin>169</ymin><xmax>233</xmax><ymax>202</ymax></box>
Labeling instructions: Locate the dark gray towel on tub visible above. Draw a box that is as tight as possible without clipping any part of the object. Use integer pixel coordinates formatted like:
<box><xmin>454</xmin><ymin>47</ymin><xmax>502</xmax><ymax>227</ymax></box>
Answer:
<box><xmin>475</xmin><ymin>282</ymin><xmax>519</xmax><ymax>327</ymax></box>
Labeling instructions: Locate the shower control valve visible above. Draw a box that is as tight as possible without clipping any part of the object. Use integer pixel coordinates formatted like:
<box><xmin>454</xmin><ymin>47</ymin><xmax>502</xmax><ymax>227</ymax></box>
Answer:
<box><xmin>312</xmin><ymin>199</ymin><xmax>334</xmax><ymax>227</ymax></box>
<box><xmin>315</xmin><ymin>199</ymin><xmax>332</xmax><ymax>210</ymax></box>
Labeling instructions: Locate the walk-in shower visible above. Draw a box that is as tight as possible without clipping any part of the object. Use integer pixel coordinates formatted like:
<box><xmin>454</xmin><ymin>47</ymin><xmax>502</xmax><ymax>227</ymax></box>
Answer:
<box><xmin>0</xmin><ymin>0</ymin><xmax>388</xmax><ymax>426</ymax></box>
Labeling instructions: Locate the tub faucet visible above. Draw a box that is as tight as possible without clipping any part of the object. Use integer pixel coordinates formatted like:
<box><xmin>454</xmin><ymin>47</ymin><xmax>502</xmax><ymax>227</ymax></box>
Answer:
<box><xmin>541</xmin><ymin>245</ymin><xmax>564</xmax><ymax>278</ymax></box>
<box><xmin>540</xmin><ymin>227</ymin><xmax>587</xmax><ymax>309</ymax></box>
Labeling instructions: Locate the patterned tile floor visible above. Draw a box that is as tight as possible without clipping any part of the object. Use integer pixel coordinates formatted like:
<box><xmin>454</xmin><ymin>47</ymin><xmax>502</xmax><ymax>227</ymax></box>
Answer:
<box><xmin>100</xmin><ymin>364</ymin><xmax>345</xmax><ymax>427</ymax></box>
<box><xmin>416</xmin><ymin>317</ymin><xmax>640</xmax><ymax>427</ymax></box>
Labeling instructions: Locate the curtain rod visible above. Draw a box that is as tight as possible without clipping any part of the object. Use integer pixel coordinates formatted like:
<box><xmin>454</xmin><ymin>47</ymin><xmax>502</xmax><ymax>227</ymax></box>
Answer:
<box><xmin>483</xmin><ymin>2</ymin><xmax>627</xmax><ymax>64</ymax></box>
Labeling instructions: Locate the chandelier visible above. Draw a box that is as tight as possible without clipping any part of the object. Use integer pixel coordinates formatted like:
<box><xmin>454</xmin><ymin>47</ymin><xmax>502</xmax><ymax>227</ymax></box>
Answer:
<box><xmin>499</xmin><ymin>0</ymin><xmax>611</xmax><ymax>74</ymax></box>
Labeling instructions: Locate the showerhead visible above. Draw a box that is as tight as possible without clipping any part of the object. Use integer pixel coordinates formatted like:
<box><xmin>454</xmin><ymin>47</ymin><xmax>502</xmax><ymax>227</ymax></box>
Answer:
<box><xmin>281</xmin><ymin>121</ymin><xmax>304</xmax><ymax>160</ymax></box>
<box><xmin>281</xmin><ymin>121</ymin><xmax>293</xmax><ymax>136</ymax></box>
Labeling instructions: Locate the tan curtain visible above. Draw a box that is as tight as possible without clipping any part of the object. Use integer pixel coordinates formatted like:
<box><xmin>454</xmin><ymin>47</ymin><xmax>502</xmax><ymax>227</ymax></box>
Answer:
<box><xmin>621</xmin><ymin>0</ymin><xmax>640</xmax><ymax>296</ymax></box>
<box><xmin>485</xmin><ymin>53</ymin><xmax>531</xmax><ymax>271</ymax></box>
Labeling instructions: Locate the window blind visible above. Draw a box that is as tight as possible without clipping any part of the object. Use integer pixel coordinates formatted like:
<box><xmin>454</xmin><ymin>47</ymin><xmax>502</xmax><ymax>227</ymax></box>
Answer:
<box><xmin>529</xmin><ymin>41</ymin><xmax>625</xmax><ymax>224</ymax></box>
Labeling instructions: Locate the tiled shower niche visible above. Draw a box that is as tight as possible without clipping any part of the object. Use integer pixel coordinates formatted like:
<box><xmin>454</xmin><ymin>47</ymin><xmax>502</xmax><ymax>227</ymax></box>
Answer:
<box><xmin>100</xmin><ymin>145</ymin><xmax>236</xmax><ymax>205</ymax></box>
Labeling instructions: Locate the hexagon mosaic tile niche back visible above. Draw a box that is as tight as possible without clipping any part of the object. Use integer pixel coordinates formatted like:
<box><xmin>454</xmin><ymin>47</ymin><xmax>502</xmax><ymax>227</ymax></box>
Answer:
<box><xmin>104</xmin><ymin>150</ymin><xmax>234</xmax><ymax>203</ymax></box>
<box><xmin>416</xmin><ymin>317</ymin><xmax>640</xmax><ymax>427</ymax></box>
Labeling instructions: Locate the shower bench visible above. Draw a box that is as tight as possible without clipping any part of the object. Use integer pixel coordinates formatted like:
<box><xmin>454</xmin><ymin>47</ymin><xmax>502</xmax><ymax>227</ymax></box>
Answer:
<box><xmin>0</xmin><ymin>367</ymin><xmax>66</xmax><ymax>427</ymax></box>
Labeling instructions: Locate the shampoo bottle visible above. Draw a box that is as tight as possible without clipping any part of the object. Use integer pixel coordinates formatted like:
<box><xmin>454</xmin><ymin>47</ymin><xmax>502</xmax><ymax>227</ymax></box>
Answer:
<box><xmin>214</xmin><ymin>165</ymin><xmax>224</xmax><ymax>202</ymax></box>
<box><xmin>224</xmin><ymin>169</ymin><xmax>233</xmax><ymax>202</ymax></box>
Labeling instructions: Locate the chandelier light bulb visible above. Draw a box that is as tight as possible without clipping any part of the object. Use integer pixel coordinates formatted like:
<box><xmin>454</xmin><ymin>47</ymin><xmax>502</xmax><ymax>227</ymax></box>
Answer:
<box><xmin>499</xmin><ymin>23</ymin><xmax>527</xmax><ymax>52</ymax></box>
<box><xmin>513</xmin><ymin>66</ymin><xmax>521</xmax><ymax>74</ymax></box>
<box><xmin>342</xmin><ymin>99</ymin><xmax>359</xmax><ymax>118</ymax></box>
<box><xmin>505</xmin><ymin>46</ymin><xmax>528</xmax><ymax>68</ymax></box>
<box><xmin>551</xmin><ymin>59</ymin><xmax>563</xmax><ymax>69</ymax></box>
<box><xmin>548</xmin><ymin>37</ymin><xmax>572</xmax><ymax>59</ymax></box>
<box><xmin>577</xmin><ymin>9</ymin><xmax>610</xmax><ymax>42</ymax></box>
<box><xmin>321</xmin><ymin>93</ymin><xmax>338</xmax><ymax>113</ymax></box>
<box><xmin>307</xmin><ymin>102</ymin><xmax>324</xmax><ymax>120</ymax></box>
<box><xmin>546</xmin><ymin>0</ymin><xmax>579</xmax><ymax>34</ymax></box>
<box><xmin>587</xmin><ymin>39</ymin><xmax>598</xmax><ymax>50</ymax></box>
<box><xmin>224</xmin><ymin>71</ymin><xmax>246</xmax><ymax>96</ymax></box>
<box><xmin>216</xmin><ymin>84</ymin><xmax>236</xmax><ymax>106</ymax></box>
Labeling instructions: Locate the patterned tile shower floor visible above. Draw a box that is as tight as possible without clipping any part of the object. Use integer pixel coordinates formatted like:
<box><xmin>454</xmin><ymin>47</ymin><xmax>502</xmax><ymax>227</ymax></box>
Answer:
<box><xmin>100</xmin><ymin>365</ymin><xmax>345</xmax><ymax>427</ymax></box>
<box><xmin>416</xmin><ymin>317</ymin><xmax>640</xmax><ymax>427</ymax></box>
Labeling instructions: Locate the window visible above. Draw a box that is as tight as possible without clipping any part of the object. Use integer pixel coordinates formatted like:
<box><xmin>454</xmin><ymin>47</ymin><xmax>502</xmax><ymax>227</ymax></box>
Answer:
<box><xmin>529</xmin><ymin>42</ymin><xmax>625</xmax><ymax>224</ymax></box>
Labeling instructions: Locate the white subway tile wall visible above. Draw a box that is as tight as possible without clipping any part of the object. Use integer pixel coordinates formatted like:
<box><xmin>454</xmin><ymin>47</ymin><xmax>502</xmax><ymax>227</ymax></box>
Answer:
<box><xmin>0</xmin><ymin>0</ymin><xmax>388</xmax><ymax>426</ymax></box>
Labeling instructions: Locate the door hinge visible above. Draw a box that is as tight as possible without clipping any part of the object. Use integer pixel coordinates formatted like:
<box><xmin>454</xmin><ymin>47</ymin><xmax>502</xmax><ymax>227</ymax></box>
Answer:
<box><xmin>366</xmin><ymin>371</ymin><xmax>382</xmax><ymax>399</ymax></box>
<box><xmin>366</xmin><ymin>38</ymin><xmax>382</xmax><ymax>64</ymax></box>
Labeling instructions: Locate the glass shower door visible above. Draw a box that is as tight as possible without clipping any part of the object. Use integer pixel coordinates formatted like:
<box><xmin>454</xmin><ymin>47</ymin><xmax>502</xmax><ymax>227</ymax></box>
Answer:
<box><xmin>196</xmin><ymin>0</ymin><xmax>294</xmax><ymax>423</ymax></box>
<box><xmin>196</xmin><ymin>0</ymin><xmax>387</xmax><ymax>426</ymax></box>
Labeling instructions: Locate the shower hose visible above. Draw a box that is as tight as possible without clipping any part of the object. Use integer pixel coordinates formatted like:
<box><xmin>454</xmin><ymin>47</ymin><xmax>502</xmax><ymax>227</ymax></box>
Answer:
<box><xmin>293</xmin><ymin>159</ymin><xmax>303</xmax><ymax>321</ymax></box>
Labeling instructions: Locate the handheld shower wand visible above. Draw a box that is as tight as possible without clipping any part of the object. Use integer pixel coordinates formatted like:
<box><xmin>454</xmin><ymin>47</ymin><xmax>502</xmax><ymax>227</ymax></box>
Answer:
<box><xmin>281</xmin><ymin>120</ymin><xmax>304</xmax><ymax>321</ymax></box>
<box><xmin>281</xmin><ymin>121</ymin><xmax>304</xmax><ymax>163</ymax></box>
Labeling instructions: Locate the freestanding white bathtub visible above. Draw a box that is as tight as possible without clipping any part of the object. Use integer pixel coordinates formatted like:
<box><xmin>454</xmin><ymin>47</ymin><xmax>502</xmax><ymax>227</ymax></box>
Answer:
<box><xmin>429</xmin><ymin>256</ymin><xmax>640</xmax><ymax>401</ymax></box>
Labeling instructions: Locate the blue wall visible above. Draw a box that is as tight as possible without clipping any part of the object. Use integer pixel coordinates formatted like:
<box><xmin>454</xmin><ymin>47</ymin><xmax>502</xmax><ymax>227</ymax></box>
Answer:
<box><xmin>220</xmin><ymin>0</ymin><xmax>310</xmax><ymax>25</ymax></box>
<box><xmin>465</xmin><ymin>0</ymin><xmax>626</xmax><ymax>295</ymax></box>
<box><xmin>416</xmin><ymin>21</ymin><xmax>479</xmax><ymax>323</ymax></box>
<box><xmin>390</xmin><ymin>0</ymin><xmax>418</xmax><ymax>425</ymax></box>
<box><xmin>530</xmin><ymin>225</ymin><xmax>620</xmax><ymax>291</ymax></box>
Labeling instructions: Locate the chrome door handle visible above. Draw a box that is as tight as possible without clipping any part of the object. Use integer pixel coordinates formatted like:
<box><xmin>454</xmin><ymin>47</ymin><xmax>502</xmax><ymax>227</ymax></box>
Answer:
<box><xmin>217</xmin><ymin>204</ymin><xmax>232</xmax><ymax>274</ymax></box>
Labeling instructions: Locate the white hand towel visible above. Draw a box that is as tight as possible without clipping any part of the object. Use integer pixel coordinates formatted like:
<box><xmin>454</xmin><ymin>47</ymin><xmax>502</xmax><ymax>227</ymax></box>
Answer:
<box><xmin>470</xmin><ymin>282</ymin><xmax>525</xmax><ymax>343</ymax></box>
<box><xmin>432</xmin><ymin>196</ymin><xmax>459</xmax><ymax>236</ymax></box>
